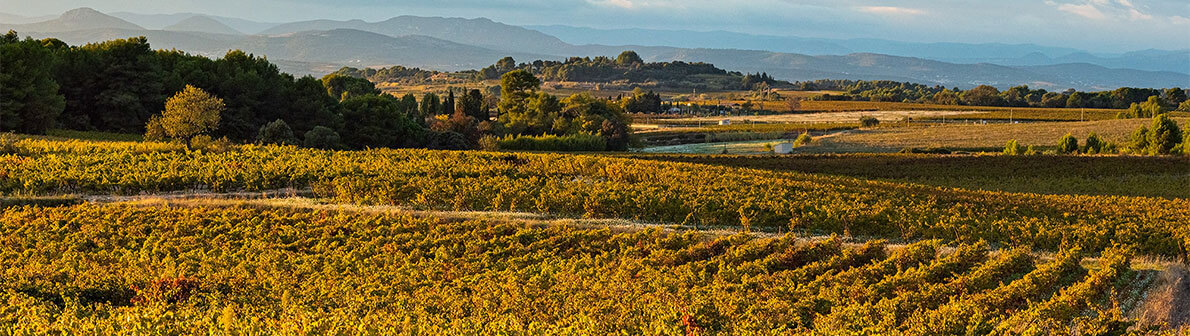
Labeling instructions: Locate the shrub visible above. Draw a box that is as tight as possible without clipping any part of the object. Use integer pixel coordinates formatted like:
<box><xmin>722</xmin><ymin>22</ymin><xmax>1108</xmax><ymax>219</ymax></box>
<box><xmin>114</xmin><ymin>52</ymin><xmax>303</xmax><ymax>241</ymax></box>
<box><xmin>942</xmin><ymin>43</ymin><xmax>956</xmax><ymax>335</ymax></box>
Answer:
<box><xmin>1057</xmin><ymin>133</ymin><xmax>1078</xmax><ymax>154</ymax></box>
<box><xmin>1128</xmin><ymin>126</ymin><xmax>1150</xmax><ymax>154</ymax></box>
<box><xmin>188</xmin><ymin>135</ymin><xmax>235</xmax><ymax>153</ymax></box>
<box><xmin>1146</xmin><ymin>114</ymin><xmax>1183</xmax><ymax>155</ymax></box>
<box><xmin>1083</xmin><ymin>133</ymin><xmax>1104</xmax><ymax>154</ymax></box>
<box><xmin>256</xmin><ymin>119</ymin><xmax>298</xmax><ymax>145</ymax></box>
<box><xmin>490</xmin><ymin>133</ymin><xmax>607</xmax><ymax>152</ymax></box>
<box><xmin>303</xmin><ymin>126</ymin><xmax>342</xmax><ymax>149</ymax></box>
<box><xmin>859</xmin><ymin>116</ymin><xmax>880</xmax><ymax>128</ymax></box>
<box><xmin>792</xmin><ymin>132</ymin><xmax>812</xmax><ymax>147</ymax></box>
<box><xmin>1003</xmin><ymin>140</ymin><xmax>1022</xmax><ymax>155</ymax></box>
<box><xmin>1024</xmin><ymin>145</ymin><xmax>1038</xmax><ymax>155</ymax></box>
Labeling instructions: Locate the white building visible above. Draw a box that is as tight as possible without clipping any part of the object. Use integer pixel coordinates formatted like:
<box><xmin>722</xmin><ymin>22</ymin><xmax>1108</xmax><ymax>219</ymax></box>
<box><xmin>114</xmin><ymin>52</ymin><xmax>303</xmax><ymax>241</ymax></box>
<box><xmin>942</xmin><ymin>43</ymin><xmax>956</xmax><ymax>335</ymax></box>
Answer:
<box><xmin>773</xmin><ymin>143</ymin><xmax>793</xmax><ymax>154</ymax></box>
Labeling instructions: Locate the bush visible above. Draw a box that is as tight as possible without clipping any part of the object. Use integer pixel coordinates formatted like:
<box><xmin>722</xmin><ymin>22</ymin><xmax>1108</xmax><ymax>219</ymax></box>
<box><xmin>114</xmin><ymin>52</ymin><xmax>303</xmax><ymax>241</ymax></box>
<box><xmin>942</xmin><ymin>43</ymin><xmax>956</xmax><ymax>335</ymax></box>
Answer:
<box><xmin>859</xmin><ymin>116</ymin><xmax>880</xmax><ymax>128</ymax></box>
<box><xmin>1057</xmin><ymin>133</ymin><xmax>1078</xmax><ymax>154</ymax></box>
<box><xmin>429</xmin><ymin>131</ymin><xmax>470</xmax><ymax>150</ymax></box>
<box><xmin>1003</xmin><ymin>140</ymin><xmax>1022</xmax><ymax>155</ymax></box>
<box><xmin>1083</xmin><ymin>133</ymin><xmax>1104</xmax><ymax>154</ymax></box>
<box><xmin>792</xmin><ymin>133</ymin><xmax>812</xmax><ymax>147</ymax></box>
<box><xmin>303</xmin><ymin>126</ymin><xmax>342</xmax><ymax>149</ymax></box>
<box><xmin>1128</xmin><ymin>126</ymin><xmax>1150</xmax><ymax>154</ymax></box>
<box><xmin>489</xmin><ymin>133</ymin><xmax>607</xmax><ymax>152</ymax></box>
<box><xmin>188</xmin><ymin>135</ymin><xmax>235</xmax><ymax>153</ymax></box>
<box><xmin>1024</xmin><ymin>145</ymin><xmax>1038</xmax><ymax>155</ymax></box>
<box><xmin>1146</xmin><ymin>114</ymin><xmax>1183</xmax><ymax>155</ymax></box>
<box><xmin>257</xmin><ymin>119</ymin><xmax>298</xmax><ymax>145</ymax></box>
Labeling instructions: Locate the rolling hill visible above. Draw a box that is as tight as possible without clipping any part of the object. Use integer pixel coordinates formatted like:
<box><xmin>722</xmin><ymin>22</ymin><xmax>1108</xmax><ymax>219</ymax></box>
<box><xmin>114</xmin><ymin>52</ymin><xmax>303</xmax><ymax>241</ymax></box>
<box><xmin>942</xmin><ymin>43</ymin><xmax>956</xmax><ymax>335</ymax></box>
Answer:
<box><xmin>259</xmin><ymin>16</ymin><xmax>572</xmax><ymax>55</ymax></box>
<box><xmin>0</xmin><ymin>7</ymin><xmax>143</xmax><ymax>32</ymax></box>
<box><xmin>4</xmin><ymin>8</ymin><xmax>1186</xmax><ymax>89</ymax></box>
<box><xmin>163</xmin><ymin>16</ymin><xmax>242</xmax><ymax>35</ymax></box>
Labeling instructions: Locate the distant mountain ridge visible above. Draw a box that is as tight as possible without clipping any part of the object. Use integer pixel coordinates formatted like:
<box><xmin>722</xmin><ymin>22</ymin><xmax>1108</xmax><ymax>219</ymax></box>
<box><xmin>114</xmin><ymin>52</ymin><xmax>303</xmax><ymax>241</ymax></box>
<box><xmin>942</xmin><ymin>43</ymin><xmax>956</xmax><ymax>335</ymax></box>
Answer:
<box><xmin>164</xmin><ymin>16</ymin><xmax>241</xmax><ymax>35</ymax></box>
<box><xmin>260</xmin><ymin>16</ymin><xmax>572</xmax><ymax>55</ymax></box>
<box><xmin>528</xmin><ymin>25</ymin><xmax>1190</xmax><ymax>75</ymax></box>
<box><xmin>2</xmin><ymin>8</ymin><xmax>1186</xmax><ymax>90</ymax></box>
<box><xmin>2</xmin><ymin>8</ymin><xmax>143</xmax><ymax>32</ymax></box>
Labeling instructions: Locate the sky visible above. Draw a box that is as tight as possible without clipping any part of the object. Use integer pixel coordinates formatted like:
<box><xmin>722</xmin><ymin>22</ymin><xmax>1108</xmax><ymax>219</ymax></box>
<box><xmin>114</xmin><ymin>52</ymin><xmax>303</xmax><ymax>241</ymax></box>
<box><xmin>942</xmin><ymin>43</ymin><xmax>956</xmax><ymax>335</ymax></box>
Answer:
<box><xmin>2</xmin><ymin>0</ymin><xmax>1188</xmax><ymax>52</ymax></box>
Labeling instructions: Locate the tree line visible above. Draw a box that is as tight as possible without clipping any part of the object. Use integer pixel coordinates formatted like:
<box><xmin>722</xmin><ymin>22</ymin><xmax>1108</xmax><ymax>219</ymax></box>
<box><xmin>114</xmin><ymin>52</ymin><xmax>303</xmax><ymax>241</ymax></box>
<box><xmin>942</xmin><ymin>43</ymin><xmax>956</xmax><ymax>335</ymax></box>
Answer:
<box><xmin>798</xmin><ymin>79</ymin><xmax>1189</xmax><ymax>110</ymax></box>
<box><xmin>0</xmin><ymin>31</ymin><xmax>632</xmax><ymax>151</ymax></box>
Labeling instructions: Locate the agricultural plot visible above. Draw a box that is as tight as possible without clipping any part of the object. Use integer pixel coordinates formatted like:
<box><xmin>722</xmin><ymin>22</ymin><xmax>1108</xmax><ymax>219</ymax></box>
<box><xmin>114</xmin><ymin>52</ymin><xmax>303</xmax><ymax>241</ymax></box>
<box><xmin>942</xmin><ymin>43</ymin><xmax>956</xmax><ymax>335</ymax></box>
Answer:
<box><xmin>636</xmin><ymin>153</ymin><xmax>1190</xmax><ymax>199</ymax></box>
<box><xmin>1</xmin><ymin>135</ymin><xmax>1188</xmax><ymax>333</ymax></box>
<box><xmin>0</xmin><ymin>203</ymin><xmax>1170</xmax><ymax>334</ymax></box>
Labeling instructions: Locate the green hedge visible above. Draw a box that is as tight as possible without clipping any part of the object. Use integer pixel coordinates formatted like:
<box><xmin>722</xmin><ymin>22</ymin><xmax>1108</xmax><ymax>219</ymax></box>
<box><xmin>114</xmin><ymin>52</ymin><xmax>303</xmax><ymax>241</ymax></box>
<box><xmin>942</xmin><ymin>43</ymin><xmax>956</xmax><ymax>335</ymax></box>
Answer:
<box><xmin>484</xmin><ymin>133</ymin><xmax>607</xmax><ymax>152</ymax></box>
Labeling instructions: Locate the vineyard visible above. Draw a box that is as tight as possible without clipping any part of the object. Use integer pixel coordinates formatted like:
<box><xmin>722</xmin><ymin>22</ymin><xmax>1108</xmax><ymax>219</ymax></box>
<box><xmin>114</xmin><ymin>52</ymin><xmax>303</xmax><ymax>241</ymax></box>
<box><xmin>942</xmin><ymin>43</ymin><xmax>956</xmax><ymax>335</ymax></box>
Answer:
<box><xmin>0</xmin><ymin>203</ymin><xmax>1167</xmax><ymax>334</ymax></box>
<box><xmin>1</xmin><ymin>135</ymin><xmax>1189</xmax><ymax>332</ymax></box>
<box><xmin>636</xmin><ymin>153</ymin><xmax>1190</xmax><ymax>199</ymax></box>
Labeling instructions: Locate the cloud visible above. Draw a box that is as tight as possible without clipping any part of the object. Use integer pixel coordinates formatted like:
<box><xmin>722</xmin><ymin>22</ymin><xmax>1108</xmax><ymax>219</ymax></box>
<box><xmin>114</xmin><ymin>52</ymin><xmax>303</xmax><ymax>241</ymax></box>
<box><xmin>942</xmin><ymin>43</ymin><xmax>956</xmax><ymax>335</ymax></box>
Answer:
<box><xmin>857</xmin><ymin>6</ymin><xmax>924</xmax><ymax>15</ymax></box>
<box><xmin>1056</xmin><ymin>3</ymin><xmax>1108</xmax><ymax>19</ymax></box>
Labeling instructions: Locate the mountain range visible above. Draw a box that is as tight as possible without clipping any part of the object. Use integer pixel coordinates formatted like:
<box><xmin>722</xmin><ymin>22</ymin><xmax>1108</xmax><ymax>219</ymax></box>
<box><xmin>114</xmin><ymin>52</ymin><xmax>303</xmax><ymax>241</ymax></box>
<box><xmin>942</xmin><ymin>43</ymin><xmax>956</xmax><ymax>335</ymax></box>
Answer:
<box><xmin>2</xmin><ymin>7</ymin><xmax>1187</xmax><ymax>91</ymax></box>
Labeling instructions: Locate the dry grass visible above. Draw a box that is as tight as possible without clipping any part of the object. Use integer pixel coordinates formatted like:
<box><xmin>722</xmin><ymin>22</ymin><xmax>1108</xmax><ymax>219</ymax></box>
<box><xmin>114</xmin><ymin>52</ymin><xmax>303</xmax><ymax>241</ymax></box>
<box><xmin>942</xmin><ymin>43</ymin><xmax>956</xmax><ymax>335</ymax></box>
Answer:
<box><xmin>1133</xmin><ymin>264</ymin><xmax>1190</xmax><ymax>328</ymax></box>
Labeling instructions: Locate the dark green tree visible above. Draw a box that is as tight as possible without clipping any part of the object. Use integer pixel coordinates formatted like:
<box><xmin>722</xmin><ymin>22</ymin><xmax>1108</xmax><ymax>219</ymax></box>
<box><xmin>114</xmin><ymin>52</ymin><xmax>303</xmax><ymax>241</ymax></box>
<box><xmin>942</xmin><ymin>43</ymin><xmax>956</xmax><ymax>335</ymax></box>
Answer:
<box><xmin>303</xmin><ymin>126</ymin><xmax>342</xmax><ymax>149</ymax></box>
<box><xmin>257</xmin><ymin>119</ymin><xmax>298</xmax><ymax>145</ymax></box>
<box><xmin>1057</xmin><ymin>133</ymin><xmax>1079</xmax><ymax>154</ymax></box>
<box><xmin>0</xmin><ymin>31</ymin><xmax>65</xmax><ymax>134</ymax></box>
<box><xmin>1146</xmin><ymin>114</ymin><xmax>1183</xmax><ymax>155</ymax></box>
<box><xmin>340</xmin><ymin>94</ymin><xmax>423</xmax><ymax>148</ymax></box>
<box><xmin>615</xmin><ymin>51</ymin><xmax>644</xmax><ymax>66</ymax></box>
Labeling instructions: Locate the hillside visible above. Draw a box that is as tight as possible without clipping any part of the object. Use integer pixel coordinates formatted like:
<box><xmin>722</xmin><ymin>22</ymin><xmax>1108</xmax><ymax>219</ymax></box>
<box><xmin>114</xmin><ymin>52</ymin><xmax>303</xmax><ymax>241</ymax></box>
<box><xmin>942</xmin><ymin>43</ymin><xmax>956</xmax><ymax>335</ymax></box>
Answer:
<box><xmin>260</xmin><ymin>16</ymin><xmax>572</xmax><ymax>55</ymax></box>
<box><xmin>529</xmin><ymin>24</ymin><xmax>1190</xmax><ymax>74</ymax></box>
<box><xmin>0</xmin><ymin>7</ymin><xmax>143</xmax><ymax>32</ymax></box>
<box><xmin>236</xmin><ymin>29</ymin><xmax>549</xmax><ymax>70</ymax></box>
<box><xmin>6</xmin><ymin>8</ymin><xmax>1187</xmax><ymax>89</ymax></box>
<box><xmin>163</xmin><ymin>15</ymin><xmax>242</xmax><ymax>35</ymax></box>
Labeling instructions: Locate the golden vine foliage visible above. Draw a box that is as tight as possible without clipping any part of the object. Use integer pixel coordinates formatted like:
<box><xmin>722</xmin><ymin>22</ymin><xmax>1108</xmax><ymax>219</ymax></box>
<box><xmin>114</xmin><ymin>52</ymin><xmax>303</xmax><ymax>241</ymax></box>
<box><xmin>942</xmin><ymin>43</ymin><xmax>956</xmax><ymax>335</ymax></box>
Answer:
<box><xmin>0</xmin><ymin>204</ymin><xmax>1157</xmax><ymax>334</ymax></box>
<box><xmin>0</xmin><ymin>139</ymin><xmax>1188</xmax><ymax>256</ymax></box>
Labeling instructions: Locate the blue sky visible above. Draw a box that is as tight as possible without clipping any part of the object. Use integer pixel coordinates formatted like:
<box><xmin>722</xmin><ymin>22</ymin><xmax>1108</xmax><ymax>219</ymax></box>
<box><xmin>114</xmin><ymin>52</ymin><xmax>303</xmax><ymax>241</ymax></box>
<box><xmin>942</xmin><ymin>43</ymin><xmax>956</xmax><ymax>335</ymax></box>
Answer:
<box><xmin>3</xmin><ymin>0</ymin><xmax>1188</xmax><ymax>52</ymax></box>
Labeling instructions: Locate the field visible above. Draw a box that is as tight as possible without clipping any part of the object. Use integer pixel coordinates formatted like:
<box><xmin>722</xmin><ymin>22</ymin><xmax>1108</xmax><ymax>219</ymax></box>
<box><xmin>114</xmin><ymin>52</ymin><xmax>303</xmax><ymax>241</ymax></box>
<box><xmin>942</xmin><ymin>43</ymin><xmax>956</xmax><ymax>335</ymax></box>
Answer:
<box><xmin>0</xmin><ymin>203</ymin><xmax>1164</xmax><ymax>333</ymax></box>
<box><xmin>2</xmin><ymin>135</ymin><xmax>1188</xmax><ymax>332</ymax></box>
<box><xmin>634</xmin><ymin>154</ymin><xmax>1190</xmax><ymax>199</ymax></box>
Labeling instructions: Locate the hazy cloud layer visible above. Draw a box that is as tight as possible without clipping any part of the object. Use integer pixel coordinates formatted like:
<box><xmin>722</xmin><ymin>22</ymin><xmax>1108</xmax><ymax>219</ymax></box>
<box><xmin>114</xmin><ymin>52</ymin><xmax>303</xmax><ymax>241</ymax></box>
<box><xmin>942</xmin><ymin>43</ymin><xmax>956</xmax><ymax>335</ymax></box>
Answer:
<box><xmin>2</xmin><ymin>0</ymin><xmax>1186</xmax><ymax>52</ymax></box>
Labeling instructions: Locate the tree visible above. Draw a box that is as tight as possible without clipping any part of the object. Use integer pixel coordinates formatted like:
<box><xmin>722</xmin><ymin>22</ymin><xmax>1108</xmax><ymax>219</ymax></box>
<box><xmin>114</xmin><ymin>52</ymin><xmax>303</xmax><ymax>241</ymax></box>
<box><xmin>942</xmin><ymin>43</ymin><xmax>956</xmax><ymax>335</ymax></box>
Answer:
<box><xmin>1128</xmin><ymin>126</ymin><xmax>1149</xmax><ymax>154</ymax></box>
<box><xmin>1139</xmin><ymin>96</ymin><xmax>1167</xmax><ymax>117</ymax></box>
<box><xmin>498</xmin><ymin>70</ymin><xmax>542</xmax><ymax>119</ymax></box>
<box><xmin>1146</xmin><ymin>114</ymin><xmax>1183</xmax><ymax>155</ymax></box>
<box><xmin>960</xmin><ymin>85</ymin><xmax>1005</xmax><ymax>106</ymax></box>
<box><xmin>1066</xmin><ymin>92</ymin><xmax>1089</xmax><ymax>108</ymax></box>
<box><xmin>54</xmin><ymin>36</ymin><xmax>164</xmax><ymax>133</ymax></box>
<box><xmin>256</xmin><ymin>119</ymin><xmax>298</xmax><ymax>145</ymax></box>
<box><xmin>340</xmin><ymin>94</ymin><xmax>422</xmax><ymax>148</ymax></box>
<box><xmin>0</xmin><ymin>31</ymin><xmax>65</xmax><ymax>134</ymax></box>
<box><xmin>303</xmin><ymin>126</ymin><xmax>342</xmax><ymax>149</ymax></box>
<box><xmin>458</xmin><ymin>89</ymin><xmax>487</xmax><ymax>121</ymax></box>
<box><xmin>615</xmin><ymin>51</ymin><xmax>643</xmax><ymax>66</ymax></box>
<box><xmin>1083</xmin><ymin>132</ymin><xmax>1104</xmax><ymax>154</ymax></box>
<box><xmin>932</xmin><ymin>90</ymin><xmax>961</xmax><ymax>105</ymax></box>
<box><xmin>419</xmin><ymin>93</ymin><xmax>440</xmax><ymax>119</ymax></box>
<box><xmin>1057</xmin><ymin>133</ymin><xmax>1078</xmax><ymax>154</ymax></box>
<box><xmin>147</xmin><ymin>85</ymin><xmax>224</xmax><ymax>141</ymax></box>
<box><xmin>320</xmin><ymin>74</ymin><xmax>379</xmax><ymax>100</ymax></box>
<box><xmin>1162</xmin><ymin>87</ymin><xmax>1187</xmax><ymax>105</ymax></box>
<box><xmin>495</xmin><ymin>57</ymin><xmax>517</xmax><ymax>73</ymax></box>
